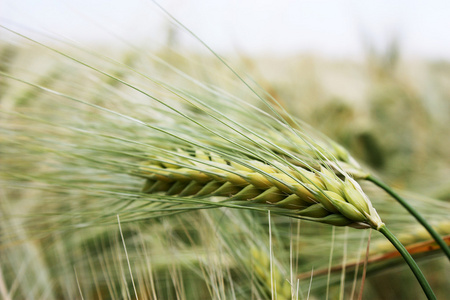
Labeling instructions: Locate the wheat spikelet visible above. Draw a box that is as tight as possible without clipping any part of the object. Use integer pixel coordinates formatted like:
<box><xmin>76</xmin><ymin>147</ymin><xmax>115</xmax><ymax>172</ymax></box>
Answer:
<box><xmin>137</xmin><ymin>148</ymin><xmax>383</xmax><ymax>230</ymax></box>
<box><xmin>248</xmin><ymin>126</ymin><xmax>369</xmax><ymax>179</ymax></box>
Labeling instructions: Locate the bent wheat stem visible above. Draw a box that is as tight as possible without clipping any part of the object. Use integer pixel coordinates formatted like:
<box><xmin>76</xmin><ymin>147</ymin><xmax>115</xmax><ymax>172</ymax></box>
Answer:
<box><xmin>368</xmin><ymin>175</ymin><xmax>450</xmax><ymax>261</ymax></box>
<box><xmin>378</xmin><ymin>225</ymin><xmax>436</xmax><ymax>300</ymax></box>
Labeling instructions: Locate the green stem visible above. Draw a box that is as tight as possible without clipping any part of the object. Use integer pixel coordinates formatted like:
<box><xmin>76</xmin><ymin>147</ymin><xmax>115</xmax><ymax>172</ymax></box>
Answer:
<box><xmin>367</xmin><ymin>175</ymin><xmax>450</xmax><ymax>261</ymax></box>
<box><xmin>378</xmin><ymin>225</ymin><xmax>436</xmax><ymax>300</ymax></box>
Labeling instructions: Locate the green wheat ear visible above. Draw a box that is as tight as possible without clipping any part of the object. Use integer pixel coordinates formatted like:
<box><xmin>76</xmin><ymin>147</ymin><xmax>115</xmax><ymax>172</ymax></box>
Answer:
<box><xmin>250</xmin><ymin>247</ymin><xmax>291</xmax><ymax>299</ymax></box>
<box><xmin>137</xmin><ymin>148</ymin><xmax>383</xmax><ymax>230</ymax></box>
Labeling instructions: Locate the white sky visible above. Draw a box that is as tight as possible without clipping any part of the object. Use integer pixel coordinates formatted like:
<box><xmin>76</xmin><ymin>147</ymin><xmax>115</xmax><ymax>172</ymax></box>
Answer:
<box><xmin>2</xmin><ymin>0</ymin><xmax>450</xmax><ymax>59</ymax></box>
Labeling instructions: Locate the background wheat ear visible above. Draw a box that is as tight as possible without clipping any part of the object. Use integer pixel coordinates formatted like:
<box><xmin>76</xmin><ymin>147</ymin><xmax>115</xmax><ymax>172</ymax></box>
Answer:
<box><xmin>249</xmin><ymin>247</ymin><xmax>292</xmax><ymax>299</ymax></box>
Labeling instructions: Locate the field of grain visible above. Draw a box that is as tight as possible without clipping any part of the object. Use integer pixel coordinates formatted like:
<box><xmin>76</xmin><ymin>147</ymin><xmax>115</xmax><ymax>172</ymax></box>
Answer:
<box><xmin>1</xmin><ymin>4</ymin><xmax>449</xmax><ymax>299</ymax></box>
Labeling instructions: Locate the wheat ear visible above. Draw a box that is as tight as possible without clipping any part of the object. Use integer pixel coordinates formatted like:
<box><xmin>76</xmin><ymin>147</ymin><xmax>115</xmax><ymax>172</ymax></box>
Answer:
<box><xmin>137</xmin><ymin>148</ymin><xmax>382</xmax><ymax>230</ymax></box>
<box><xmin>250</xmin><ymin>247</ymin><xmax>291</xmax><ymax>299</ymax></box>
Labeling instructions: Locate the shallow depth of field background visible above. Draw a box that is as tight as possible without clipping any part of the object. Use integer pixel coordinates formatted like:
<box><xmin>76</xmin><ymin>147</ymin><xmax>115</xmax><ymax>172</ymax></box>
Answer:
<box><xmin>3</xmin><ymin>0</ymin><xmax>450</xmax><ymax>58</ymax></box>
<box><xmin>1</xmin><ymin>1</ymin><xmax>449</xmax><ymax>299</ymax></box>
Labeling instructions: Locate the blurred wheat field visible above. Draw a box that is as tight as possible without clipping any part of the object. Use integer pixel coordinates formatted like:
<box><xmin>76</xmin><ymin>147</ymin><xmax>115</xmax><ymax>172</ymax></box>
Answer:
<box><xmin>1</xmin><ymin>7</ymin><xmax>450</xmax><ymax>300</ymax></box>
